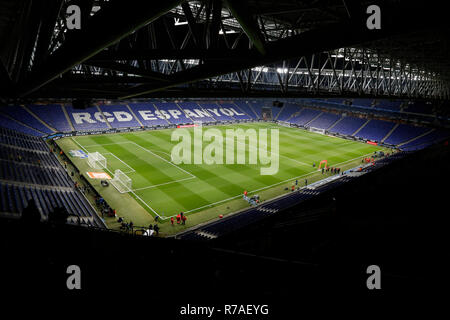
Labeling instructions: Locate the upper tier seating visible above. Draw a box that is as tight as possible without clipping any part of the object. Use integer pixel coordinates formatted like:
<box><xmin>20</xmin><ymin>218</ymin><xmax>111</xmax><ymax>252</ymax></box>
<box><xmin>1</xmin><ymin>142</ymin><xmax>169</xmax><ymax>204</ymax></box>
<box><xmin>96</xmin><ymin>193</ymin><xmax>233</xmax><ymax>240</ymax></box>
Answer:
<box><xmin>354</xmin><ymin>119</ymin><xmax>396</xmax><ymax>142</ymax></box>
<box><xmin>400</xmin><ymin>129</ymin><xmax>450</xmax><ymax>151</ymax></box>
<box><xmin>177</xmin><ymin>102</ymin><xmax>215</xmax><ymax>122</ymax></box>
<box><xmin>290</xmin><ymin>108</ymin><xmax>321</xmax><ymax>126</ymax></box>
<box><xmin>198</xmin><ymin>103</ymin><xmax>235</xmax><ymax>121</ymax></box>
<box><xmin>98</xmin><ymin>104</ymin><xmax>141</xmax><ymax>128</ymax></box>
<box><xmin>154</xmin><ymin>102</ymin><xmax>192</xmax><ymax>124</ymax></box>
<box><xmin>384</xmin><ymin>124</ymin><xmax>430</xmax><ymax>145</ymax></box>
<box><xmin>233</xmin><ymin>101</ymin><xmax>258</xmax><ymax>119</ymax></box>
<box><xmin>307</xmin><ymin>112</ymin><xmax>341</xmax><ymax>130</ymax></box>
<box><xmin>128</xmin><ymin>103</ymin><xmax>169</xmax><ymax>126</ymax></box>
<box><xmin>1</xmin><ymin>106</ymin><xmax>54</xmax><ymax>134</ymax></box>
<box><xmin>27</xmin><ymin>104</ymin><xmax>73</xmax><ymax>132</ymax></box>
<box><xmin>352</xmin><ymin>99</ymin><xmax>374</xmax><ymax>108</ymax></box>
<box><xmin>329</xmin><ymin>116</ymin><xmax>367</xmax><ymax>136</ymax></box>
<box><xmin>218</xmin><ymin>103</ymin><xmax>252</xmax><ymax>120</ymax></box>
<box><xmin>276</xmin><ymin>103</ymin><xmax>301</xmax><ymax>121</ymax></box>
<box><xmin>0</xmin><ymin>114</ymin><xmax>43</xmax><ymax>136</ymax></box>
<box><xmin>66</xmin><ymin>105</ymin><xmax>109</xmax><ymax>131</ymax></box>
<box><xmin>404</xmin><ymin>101</ymin><xmax>433</xmax><ymax>114</ymax></box>
<box><xmin>375</xmin><ymin>100</ymin><xmax>402</xmax><ymax>111</ymax></box>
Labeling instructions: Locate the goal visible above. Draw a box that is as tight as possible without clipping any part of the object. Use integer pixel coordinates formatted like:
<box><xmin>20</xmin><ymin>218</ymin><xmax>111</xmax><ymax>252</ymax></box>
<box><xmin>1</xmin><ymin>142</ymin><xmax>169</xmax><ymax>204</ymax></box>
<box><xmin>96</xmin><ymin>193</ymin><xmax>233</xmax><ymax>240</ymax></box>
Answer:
<box><xmin>111</xmin><ymin>169</ymin><xmax>132</xmax><ymax>193</ymax></box>
<box><xmin>309</xmin><ymin>127</ymin><xmax>326</xmax><ymax>135</ymax></box>
<box><xmin>87</xmin><ymin>152</ymin><xmax>106</xmax><ymax>169</ymax></box>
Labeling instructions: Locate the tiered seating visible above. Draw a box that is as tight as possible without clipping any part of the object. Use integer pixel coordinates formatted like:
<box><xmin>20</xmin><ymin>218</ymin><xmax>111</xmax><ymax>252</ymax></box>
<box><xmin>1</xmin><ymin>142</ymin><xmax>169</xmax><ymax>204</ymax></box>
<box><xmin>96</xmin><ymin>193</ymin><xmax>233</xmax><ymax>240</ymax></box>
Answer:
<box><xmin>233</xmin><ymin>101</ymin><xmax>258</xmax><ymax>119</ymax></box>
<box><xmin>307</xmin><ymin>112</ymin><xmax>341</xmax><ymax>130</ymax></box>
<box><xmin>329</xmin><ymin>116</ymin><xmax>367</xmax><ymax>135</ymax></box>
<box><xmin>247</xmin><ymin>102</ymin><xmax>281</xmax><ymax>120</ymax></box>
<box><xmin>354</xmin><ymin>119</ymin><xmax>396</xmax><ymax>142</ymax></box>
<box><xmin>327</xmin><ymin>98</ymin><xmax>345</xmax><ymax>105</ymax></box>
<box><xmin>154</xmin><ymin>102</ymin><xmax>193</xmax><ymax>124</ymax></box>
<box><xmin>199</xmin><ymin>103</ymin><xmax>235</xmax><ymax>121</ymax></box>
<box><xmin>384</xmin><ymin>124</ymin><xmax>430</xmax><ymax>145</ymax></box>
<box><xmin>179</xmin><ymin>177</ymin><xmax>352</xmax><ymax>240</ymax></box>
<box><xmin>218</xmin><ymin>103</ymin><xmax>252</xmax><ymax>120</ymax></box>
<box><xmin>276</xmin><ymin>103</ymin><xmax>301</xmax><ymax>121</ymax></box>
<box><xmin>0</xmin><ymin>145</ymin><xmax>60</xmax><ymax>168</ymax></box>
<box><xmin>98</xmin><ymin>104</ymin><xmax>141</xmax><ymax>128</ymax></box>
<box><xmin>128</xmin><ymin>103</ymin><xmax>169</xmax><ymax>126</ymax></box>
<box><xmin>404</xmin><ymin>101</ymin><xmax>433</xmax><ymax>114</ymax></box>
<box><xmin>0</xmin><ymin>160</ymin><xmax>72</xmax><ymax>188</ymax></box>
<box><xmin>0</xmin><ymin>182</ymin><xmax>100</xmax><ymax>227</ymax></box>
<box><xmin>1</xmin><ymin>106</ymin><xmax>54</xmax><ymax>134</ymax></box>
<box><xmin>400</xmin><ymin>129</ymin><xmax>450</xmax><ymax>151</ymax></box>
<box><xmin>27</xmin><ymin>104</ymin><xmax>73</xmax><ymax>132</ymax></box>
<box><xmin>290</xmin><ymin>108</ymin><xmax>321</xmax><ymax>126</ymax></box>
<box><xmin>0</xmin><ymin>126</ymin><xmax>101</xmax><ymax>226</ymax></box>
<box><xmin>0</xmin><ymin>127</ymin><xmax>49</xmax><ymax>152</ymax></box>
<box><xmin>352</xmin><ymin>99</ymin><xmax>374</xmax><ymax>108</ymax></box>
<box><xmin>0</xmin><ymin>114</ymin><xmax>43</xmax><ymax>136</ymax></box>
<box><xmin>178</xmin><ymin>102</ymin><xmax>215</xmax><ymax>122</ymax></box>
<box><xmin>65</xmin><ymin>105</ymin><xmax>109</xmax><ymax>131</ymax></box>
<box><xmin>375</xmin><ymin>100</ymin><xmax>402</xmax><ymax>111</ymax></box>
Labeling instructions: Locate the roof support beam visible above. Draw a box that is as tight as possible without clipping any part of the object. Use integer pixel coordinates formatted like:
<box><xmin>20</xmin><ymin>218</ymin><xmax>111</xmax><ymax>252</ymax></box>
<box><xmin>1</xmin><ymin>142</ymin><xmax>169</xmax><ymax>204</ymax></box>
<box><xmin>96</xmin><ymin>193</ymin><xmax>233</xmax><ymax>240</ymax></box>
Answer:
<box><xmin>83</xmin><ymin>61</ymin><xmax>171</xmax><ymax>82</ymax></box>
<box><xmin>19</xmin><ymin>0</ymin><xmax>184</xmax><ymax>97</ymax></box>
<box><xmin>223</xmin><ymin>0</ymin><xmax>266</xmax><ymax>55</ymax></box>
<box><xmin>119</xmin><ymin>18</ymin><xmax>406</xmax><ymax>99</ymax></box>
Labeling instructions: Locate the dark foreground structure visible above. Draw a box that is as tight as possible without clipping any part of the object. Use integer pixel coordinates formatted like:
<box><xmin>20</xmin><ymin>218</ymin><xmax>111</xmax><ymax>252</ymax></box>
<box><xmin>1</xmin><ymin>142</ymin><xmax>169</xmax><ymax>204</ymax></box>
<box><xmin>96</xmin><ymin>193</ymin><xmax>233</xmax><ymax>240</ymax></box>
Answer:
<box><xmin>1</xmin><ymin>0</ymin><xmax>449</xmax><ymax>316</ymax></box>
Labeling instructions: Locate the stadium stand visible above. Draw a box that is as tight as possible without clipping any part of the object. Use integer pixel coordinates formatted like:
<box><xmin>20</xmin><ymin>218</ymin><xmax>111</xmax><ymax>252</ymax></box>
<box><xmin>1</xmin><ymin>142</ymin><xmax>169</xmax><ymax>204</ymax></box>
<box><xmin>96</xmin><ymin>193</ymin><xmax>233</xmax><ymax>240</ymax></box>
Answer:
<box><xmin>276</xmin><ymin>103</ymin><xmax>301</xmax><ymax>122</ymax></box>
<box><xmin>65</xmin><ymin>104</ymin><xmax>109</xmax><ymax>131</ymax></box>
<box><xmin>1</xmin><ymin>105</ymin><xmax>54</xmax><ymax>134</ymax></box>
<box><xmin>404</xmin><ymin>101</ymin><xmax>433</xmax><ymax>114</ymax></box>
<box><xmin>198</xmin><ymin>103</ymin><xmax>235</xmax><ymax>121</ymax></box>
<box><xmin>327</xmin><ymin>98</ymin><xmax>345</xmax><ymax>105</ymax></box>
<box><xmin>375</xmin><ymin>100</ymin><xmax>403</xmax><ymax>111</ymax></box>
<box><xmin>354</xmin><ymin>119</ymin><xmax>396</xmax><ymax>141</ymax></box>
<box><xmin>0</xmin><ymin>113</ymin><xmax>44</xmax><ymax>136</ymax></box>
<box><xmin>329</xmin><ymin>116</ymin><xmax>367</xmax><ymax>136</ymax></box>
<box><xmin>290</xmin><ymin>108</ymin><xmax>321</xmax><ymax>126</ymax></box>
<box><xmin>352</xmin><ymin>99</ymin><xmax>374</xmax><ymax>108</ymax></box>
<box><xmin>178</xmin><ymin>102</ymin><xmax>215</xmax><ymax>122</ymax></box>
<box><xmin>307</xmin><ymin>112</ymin><xmax>341</xmax><ymax>130</ymax></box>
<box><xmin>98</xmin><ymin>104</ymin><xmax>141</xmax><ymax>128</ymax></box>
<box><xmin>233</xmin><ymin>101</ymin><xmax>259</xmax><ymax>119</ymax></box>
<box><xmin>128</xmin><ymin>103</ymin><xmax>169</xmax><ymax>126</ymax></box>
<box><xmin>0</xmin><ymin>125</ymin><xmax>102</xmax><ymax>227</ymax></box>
<box><xmin>400</xmin><ymin>129</ymin><xmax>450</xmax><ymax>151</ymax></box>
<box><xmin>384</xmin><ymin>124</ymin><xmax>431</xmax><ymax>145</ymax></box>
<box><xmin>27</xmin><ymin>104</ymin><xmax>73</xmax><ymax>132</ymax></box>
<box><xmin>218</xmin><ymin>103</ymin><xmax>252</xmax><ymax>120</ymax></box>
<box><xmin>154</xmin><ymin>102</ymin><xmax>192</xmax><ymax>124</ymax></box>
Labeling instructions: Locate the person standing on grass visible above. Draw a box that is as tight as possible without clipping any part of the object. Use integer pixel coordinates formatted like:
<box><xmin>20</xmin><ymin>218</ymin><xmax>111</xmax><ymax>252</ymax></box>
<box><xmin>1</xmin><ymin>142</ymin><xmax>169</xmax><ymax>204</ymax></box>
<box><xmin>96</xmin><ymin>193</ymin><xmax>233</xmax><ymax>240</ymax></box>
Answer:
<box><xmin>176</xmin><ymin>213</ymin><xmax>181</xmax><ymax>224</ymax></box>
<box><xmin>291</xmin><ymin>185</ymin><xmax>295</xmax><ymax>192</ymax></box>
<box><xmin>305</xmin><ymin>179</ymin><xmax>308</xmax><ymax>186</ymax></box>
<box><xmin>182</xmin><ymin>215</ymin><xmax>187</xmax><ymax>225</ymax></box>
<box><xmin>154</xmin><ymin>224</ymin><xmax>160</xmax><ymax>235</ymax></box>
<box><xmin>171</xmin><ymin>217</ymin><xmax>174</xmax><ymax>226</ymax></box>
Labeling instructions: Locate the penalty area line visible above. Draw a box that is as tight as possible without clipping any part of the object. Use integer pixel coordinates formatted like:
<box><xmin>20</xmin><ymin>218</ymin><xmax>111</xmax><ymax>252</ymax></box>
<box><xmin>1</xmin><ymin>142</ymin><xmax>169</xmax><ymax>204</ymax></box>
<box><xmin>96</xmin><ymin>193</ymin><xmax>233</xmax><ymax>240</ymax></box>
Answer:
<box><xmin>71</xmin><ymin>138</ymin><xmax>162</xmax><ymax>219</ymax></box>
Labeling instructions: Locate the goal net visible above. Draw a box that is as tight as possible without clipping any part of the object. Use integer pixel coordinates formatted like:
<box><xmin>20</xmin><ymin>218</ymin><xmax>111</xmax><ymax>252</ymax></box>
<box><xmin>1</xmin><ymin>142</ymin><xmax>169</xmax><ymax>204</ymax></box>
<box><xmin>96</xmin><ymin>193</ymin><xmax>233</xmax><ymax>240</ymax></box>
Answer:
<box><xmin>111</xmin><ymin>169</ymin><xmax>132</xmax><ymax>193</ymax></box>
<box><xmin>309</xmin><ymin>127</ymin><xmax>326</xmax><ymax>135</ymax></box>
<box><xmin>87</xmin><ymin>152</ymin><xmax>106</xmax><ymax>169</ymax></box>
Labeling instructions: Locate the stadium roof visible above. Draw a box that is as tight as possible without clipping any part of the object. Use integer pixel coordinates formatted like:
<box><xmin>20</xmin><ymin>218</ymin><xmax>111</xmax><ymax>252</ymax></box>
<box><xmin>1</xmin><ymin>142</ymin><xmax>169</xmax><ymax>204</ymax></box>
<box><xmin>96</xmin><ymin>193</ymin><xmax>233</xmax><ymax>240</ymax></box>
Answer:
<box><xmin>0</xmin><ymin>0</ymin><xmax>449</xmax><ymax>100</ymax></box>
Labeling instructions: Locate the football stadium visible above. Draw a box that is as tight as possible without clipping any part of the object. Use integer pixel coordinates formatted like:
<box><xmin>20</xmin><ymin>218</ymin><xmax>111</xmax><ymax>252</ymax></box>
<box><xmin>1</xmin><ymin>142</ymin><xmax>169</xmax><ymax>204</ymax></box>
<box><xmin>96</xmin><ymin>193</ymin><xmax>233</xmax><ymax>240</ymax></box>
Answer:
<box><xmin>1</xmin><ymin>0</ymin><xmax>449</xmax><ymax>313</ymax></box>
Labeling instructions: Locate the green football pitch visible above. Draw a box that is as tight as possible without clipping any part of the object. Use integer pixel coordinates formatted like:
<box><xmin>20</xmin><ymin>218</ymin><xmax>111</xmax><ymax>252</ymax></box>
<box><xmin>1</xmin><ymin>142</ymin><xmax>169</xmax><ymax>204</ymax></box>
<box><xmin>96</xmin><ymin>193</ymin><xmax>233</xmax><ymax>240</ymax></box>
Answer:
<box><xmin>56</xmin><ymin>122</ymin><xmax>388</xmax><ymax>235</ymax></box>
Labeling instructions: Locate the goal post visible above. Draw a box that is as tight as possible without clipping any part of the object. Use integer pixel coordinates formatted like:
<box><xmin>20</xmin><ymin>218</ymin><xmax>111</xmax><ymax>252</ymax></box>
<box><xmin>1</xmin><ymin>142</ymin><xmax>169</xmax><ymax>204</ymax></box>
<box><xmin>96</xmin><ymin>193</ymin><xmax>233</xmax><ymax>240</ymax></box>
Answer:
<box><xmin>309</xmin><ymin>127</ymin><xmax>326</xmax><ymax>135</ymax></box>
<box><xmin>87</xmin><ymin>152</ymin><xmax>106</xmax><ymax>169</ymax></box>
<box><xmin>111</xmin><ymin>169</ymin><xmax>132</xmax><ymax>193</ymax></box>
